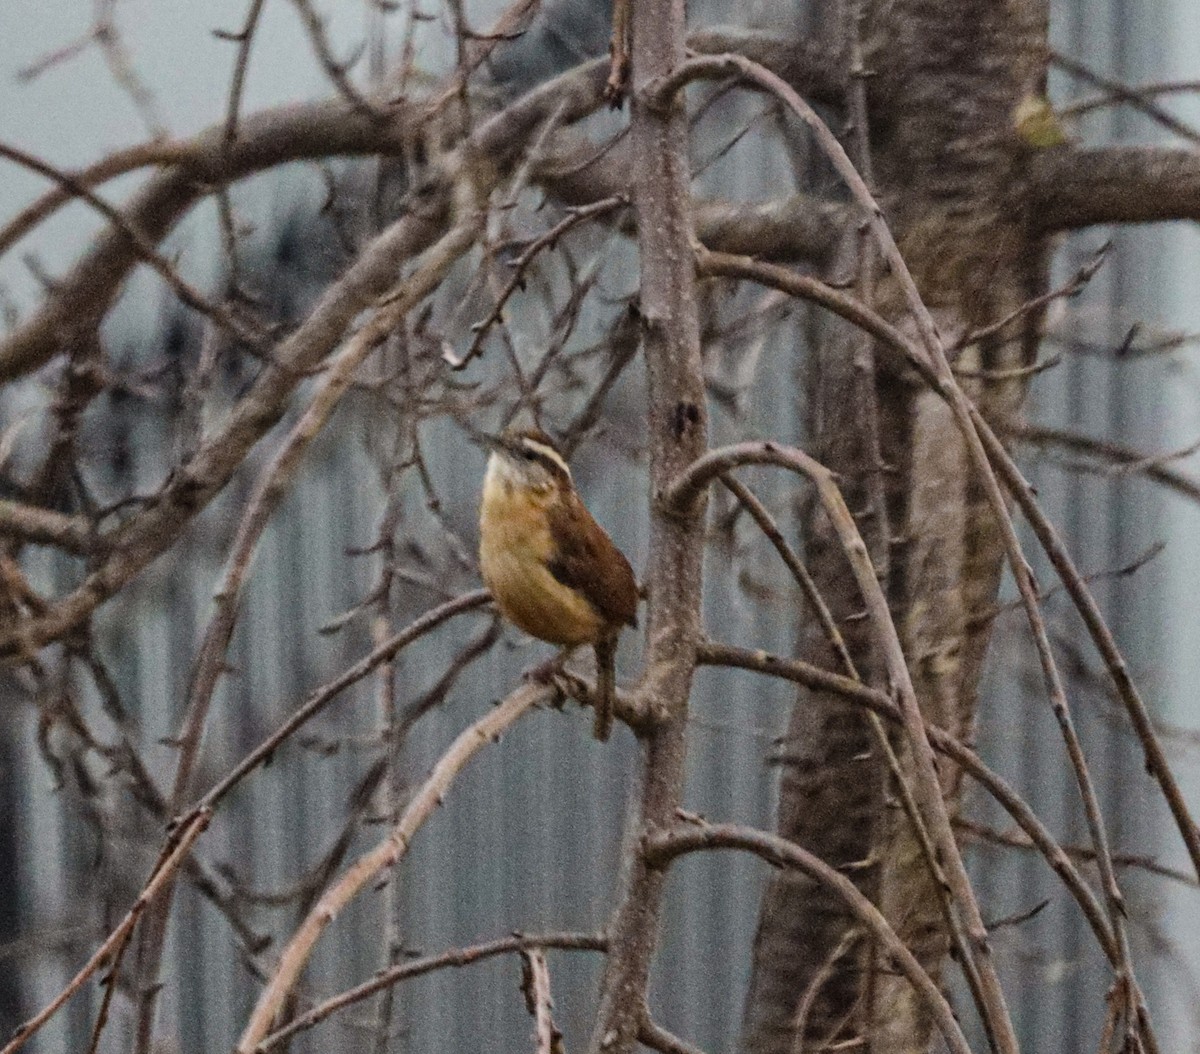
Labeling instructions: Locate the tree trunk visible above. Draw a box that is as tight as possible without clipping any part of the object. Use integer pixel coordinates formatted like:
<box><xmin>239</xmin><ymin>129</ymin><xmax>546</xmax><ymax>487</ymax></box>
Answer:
<box><xmin>743</xmin><ymin>2</ymin><xmax>1051</xmax><ymax>1051</ymax></box>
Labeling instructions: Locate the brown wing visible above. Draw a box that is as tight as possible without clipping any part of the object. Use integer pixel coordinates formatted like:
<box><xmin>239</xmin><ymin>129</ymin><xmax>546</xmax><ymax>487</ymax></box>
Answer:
<box><xmin>547</xmin><ymin>494</ymin><xmax>639</xmax><ymax>629</ymax></box>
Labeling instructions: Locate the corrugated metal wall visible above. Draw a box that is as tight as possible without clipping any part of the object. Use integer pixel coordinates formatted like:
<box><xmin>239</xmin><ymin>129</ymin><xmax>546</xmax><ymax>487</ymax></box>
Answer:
<box><xmin>2</xmin><ymin>1</ymin><xmax>1196</xmax><ymax>1052</ymax></box>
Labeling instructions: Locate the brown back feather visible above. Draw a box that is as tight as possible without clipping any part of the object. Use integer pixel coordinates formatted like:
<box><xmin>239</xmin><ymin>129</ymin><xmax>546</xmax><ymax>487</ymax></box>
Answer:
<box><xmin>546</xmin><ymin>493</ymin><xmax>638</xmax><ymax>629</ymax></box>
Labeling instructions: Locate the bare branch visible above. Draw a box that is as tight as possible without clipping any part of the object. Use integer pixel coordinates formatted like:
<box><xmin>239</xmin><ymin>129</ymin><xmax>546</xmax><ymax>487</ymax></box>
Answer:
<box><xmin>0</xmin><ymin>141</ymin><xmax>269</xmax><ymax>348</ymax></box>
<box><xmin>670</xmin><ymin>58</ymin><xmax>1164</xmax><ymax>1040</ymax></box>
<box><xmin>454</xmin><ymin>195</ymin><xmax>628</xmax><ymax>370</ymax></box>
<box><xmin>256</xmin><ymin>932</ymin><xmax>606</xmax><ymax>1051</ymax></box>
<box><xmin>1013</xmin><ymin>424</ymin><xmax>1200</xmax><ymax>506</ymax></box>
<box><xmin>973</xmin><ymin>414</ymin><xmax>1200</xmax><ymax>888</ymax></box>
<box><xmin>587</xmin><ymin>3</ymin><xmax>708</xmax><ymax>1051</ymax></box>
<box><xmin>1028</xmin><ymin>146</ymin><xmax>1200</xmax><ymax>231</ymax></box>
<box><xmin>699</xmin><ymin>640</ymin><xmax>1119</xmax><ymax>966</ymax></box>
<box><xmin>1061</xmin><ymin>79</ymin><xmax>1200</xmax><ymax>120</ymax></box>
<box><xmin>638</xmin><ymin>1019</ymin><xmax>708</xmax><ymax>1054</ymax></box>
<box><xmin>520</xmin><ymin>948</ymin><xmax>561</xmax><ymax>1054</ymax></box>
<box><xmin>955</xmin><ymin>817</ymin><xmax>1199</xmax><ymax>890</ymax></box>
<box><xmin>1051</xmin><ymin>51</ymin><xmax>1200</xmax><ymax>147</ymax></box>
<box><xmin>236</xmin><ymin>681</ymin><xmax>550</xmax><ymax>1051</ymax></box>
<box><xmin>538</xmin><ymin>136</ymin><xmax>844</xmax><ymax>263</ymax></box>
<box><xmin>0</xmin><ymin>97</ymin><xmax>418</xmax><ymax>382</ymax></box>
<box><xmin>0</xmin><ymin>808</ymin><xmax>210</xmax><ymax>1054</ymax></box>
<box><xmin>0</xmin><ymin>499</ymin><xmax>95</xmax><ymax>555</ymax></box>
<box><xmin>685</xmin><ymin>27</ymin><xmax>846</xmax><ymax>106</ymax></box>
<box><xmin>129</xmin><ymin>215</ymin><xmax>483</xmax><ymax>1045</ymax></box>
<box><xmin>194</xmin><ymin>590</ymin><xmax>492</xmax><ymax>813</ymax></box>
<box><xmin>0</xmin><ymin>139</ymin><xmax>192</xmax><ymax>256</ymax></box>
<box><xmin>950</xmin><ymin>240</ymin><xmax>1110</xmax><ymax>352</ymax></box>
<box><xmin>641</xmin><ymin>821</ymin><xmax>974</xmax><ymax>1054</ymax></box>
<box><xmin>287</xmin><ymin>0</ymin><xmax>387</xmax><ymax>121</ymax></box>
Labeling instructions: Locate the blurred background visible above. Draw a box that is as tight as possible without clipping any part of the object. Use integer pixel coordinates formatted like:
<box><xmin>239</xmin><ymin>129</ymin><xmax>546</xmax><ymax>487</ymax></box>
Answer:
<box><xmin>2</xmin><ymin>1</ymin><xmax>1200</xmax><ymax>1052</ymax></box>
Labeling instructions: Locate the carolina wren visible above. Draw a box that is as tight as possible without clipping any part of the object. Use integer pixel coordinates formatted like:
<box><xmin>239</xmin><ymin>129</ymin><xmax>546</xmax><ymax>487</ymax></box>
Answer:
<box><xmin>478</xmin><ymin>427</ymin><xmax>638</xmax><ymax>741</ymax></box>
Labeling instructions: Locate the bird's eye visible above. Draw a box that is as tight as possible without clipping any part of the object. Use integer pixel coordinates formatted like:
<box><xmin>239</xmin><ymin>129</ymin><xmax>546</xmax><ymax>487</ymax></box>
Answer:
<box><xmin>522</xmin><ymin>449</ymin><xmax>536</xmax><ymax>461</ymax></box>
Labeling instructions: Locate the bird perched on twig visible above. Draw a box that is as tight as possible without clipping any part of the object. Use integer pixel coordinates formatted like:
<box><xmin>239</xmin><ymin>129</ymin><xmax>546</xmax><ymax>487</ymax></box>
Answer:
<box><xmin>478</xmin><ymin>427</ymin><xmax>638</xmax><ymax>740</ymax></box>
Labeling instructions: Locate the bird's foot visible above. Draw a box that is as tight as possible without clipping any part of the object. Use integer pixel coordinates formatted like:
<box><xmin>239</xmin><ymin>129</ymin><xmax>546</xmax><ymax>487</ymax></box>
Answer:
<box><xmin>522</xmin><ymin>652</ymin><xmax>567</xmax><ymax>686</ymax></box>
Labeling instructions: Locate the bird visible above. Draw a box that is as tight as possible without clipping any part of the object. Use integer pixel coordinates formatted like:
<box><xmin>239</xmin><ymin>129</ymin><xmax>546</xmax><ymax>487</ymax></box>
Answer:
<box><xmin>478</xmin><ymin>427</ymin><xmax>638</xmax><ymax>741</ymax></box>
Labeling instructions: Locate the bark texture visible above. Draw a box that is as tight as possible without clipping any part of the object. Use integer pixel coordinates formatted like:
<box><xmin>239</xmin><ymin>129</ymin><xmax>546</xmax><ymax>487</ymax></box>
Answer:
<box><xmin>585</xmin><ymin>1</ymin><xmax>708</xmax><ymax>1052</ymax></box>
<box><xmin>743</xmin><ymin>2</ymin><xmax>1052</xmax><ymax>1052</ymax></box>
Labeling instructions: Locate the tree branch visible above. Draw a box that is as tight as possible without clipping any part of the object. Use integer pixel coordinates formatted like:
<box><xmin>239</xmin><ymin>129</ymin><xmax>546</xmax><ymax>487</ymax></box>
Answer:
<box><xmin>130</xmin><ymin>215</ymin><xmax>484</xmax><ymax>1047</ymax></box>
<box><xmin>1028</xmin><ymin>146</ymin><xmax>1200</xmax><ymax>231</ymax></box>
<box><xmin>0</xmin><ymin>98</ymin><xmax>418</xmax><ymax>382</ymax></box>
<box><xmin>586</xmin><ymin>2</ymin><xmax>709</xmax><ymax>1050</ymax></box>
<box><xmin>520</xmin><ymin>948</ymin><xmax>560</xmax><ymax>1054</ymax></box>
<box><xmin>0</xmin><ymin>499</ymin><xmax>95</xmax><ymax>555</ymax></box>
<box><xmin>0</xmin><ymin>57</ymin><xmax>617</xmax><ymax>662</ymax></box>
<box><xmin>1012</xmin><ymin>423</ymin><xmax>1200</xmax><ymax>505</ymax></box>
<box><xmin>686</xmin><ymin>27</ymin><xmax>846</xmax><ymax>106</ymax></box>
<box><xmin>642</xmin><ymin>821</ymin><xmax>973</xmax><ymax>1054</ymax></box>
<box><xmin>0</xmin><ymin>26</ymin><xmax>835</xmax><ymax>383</ymax></box>
<box><xmin>256</xmin><ymin>932</ymin><xmax>606</xmax><ymax>1052</ymax></box>
<box><xmin>236</xmin><ymin>680</ymin><xmax>551</xmax><ymax>1051</ymax></box>
<box><xmin>638</xmin><ymin>1019</ymin><xmax>709</xmax><ymax>1054</ymax></box>
<box><xmin>194</xmin><ymin>590</ymin><xmax>492</xmax><ymax>813</ymax></box>
<box><xmin>698</xmin><ymin>640</ymin><xmax>1119</xmax><ymax>965</ymax></box>
<box><xmin>0</xmin><ymin>808</ymin><xmax>210</xmax><ymax>1054</ymax></box>
<box><xmin>536</xmin><ymin>135</ymin><xmax>845</xmax><ymax>264</ymax></box>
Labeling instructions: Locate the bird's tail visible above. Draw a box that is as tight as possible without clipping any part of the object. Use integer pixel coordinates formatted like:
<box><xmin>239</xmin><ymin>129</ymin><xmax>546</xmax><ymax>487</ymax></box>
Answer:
<box><xmin>593</xmin><ymin>635</ymin><xmax>618</xmax><ymax>742</ymax></box>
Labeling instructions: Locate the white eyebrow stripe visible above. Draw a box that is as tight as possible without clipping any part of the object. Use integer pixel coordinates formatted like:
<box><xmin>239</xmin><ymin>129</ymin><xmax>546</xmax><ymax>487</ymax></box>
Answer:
<box><xmin>521</xmin><ymin>438</ymin><xmax>571</xmax><ymax>478</ymax></box>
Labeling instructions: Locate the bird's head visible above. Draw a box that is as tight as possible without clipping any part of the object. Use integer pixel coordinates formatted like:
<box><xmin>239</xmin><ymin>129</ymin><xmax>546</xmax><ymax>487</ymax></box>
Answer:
<box><xmin>482</xmin><ymin>427</ymin><xmax>573</xmax><ymax>494</ymax></box>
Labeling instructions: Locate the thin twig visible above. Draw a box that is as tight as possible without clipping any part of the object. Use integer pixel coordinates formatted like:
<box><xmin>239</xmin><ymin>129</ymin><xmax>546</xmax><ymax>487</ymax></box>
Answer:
<box><xmin>288</xmin><ymin>0</ymin><xmax>386</xmax><ymax>121</ymax></box>
<box><xmin>790</xmin><ymin>930</ymin><xmax>859</xmax><ymax>1054</ymax></box>
<box><xmin>950</xmin><ymin>241</ymin><xmax>1111</xmax><ymax>352</ymax></box>
<box><xmin>0</xmin><ymin>139</ymin><xmax>192</xmax><ymax>256</ymax></box>
<box><xmin>1052</xmin><ymin>51</ymin><xmax>1200</xmax><ymax>147</ymax></box>
<box><xmin>452</xmin><ymin>195</ymin><xmax>628</xmax><ymax>370</ymax></box>
<box><xmin>215</xmin><ymin>0</ymin><xmax>269</xmax><ymax>287</ymax></box>
<box><xmin>256</xmin><ymin>932</ymin><xmax>605</xmax><ymax>1051</ymax></box>
<box><xmin>1013</xmin><ymin>425</ymin><xmax>1200</xmax><ymax>505</ymax></box>
<box><xmin>195</xmin><ymin>589</ymin><xmax>492</xmax><ymax>814</ymax></box>
<box><xmin>1061</xmin><ymin>79</ymin><xmax>1200</xmax><ymax>120</ymax></box>
<box><xmin>0</xmin><ymin>141</ymin><xmax>267</xmax><ymax>348</ymax></box>
<box><xmin>520</xmin><ymin>948</ymin><xmax>560</xmax><ymax>1054</ymax></box>
<box><xmin>955</xmin><ymin>817</ymin><xmax>1198</xmax><ymax>890</ymax></box>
